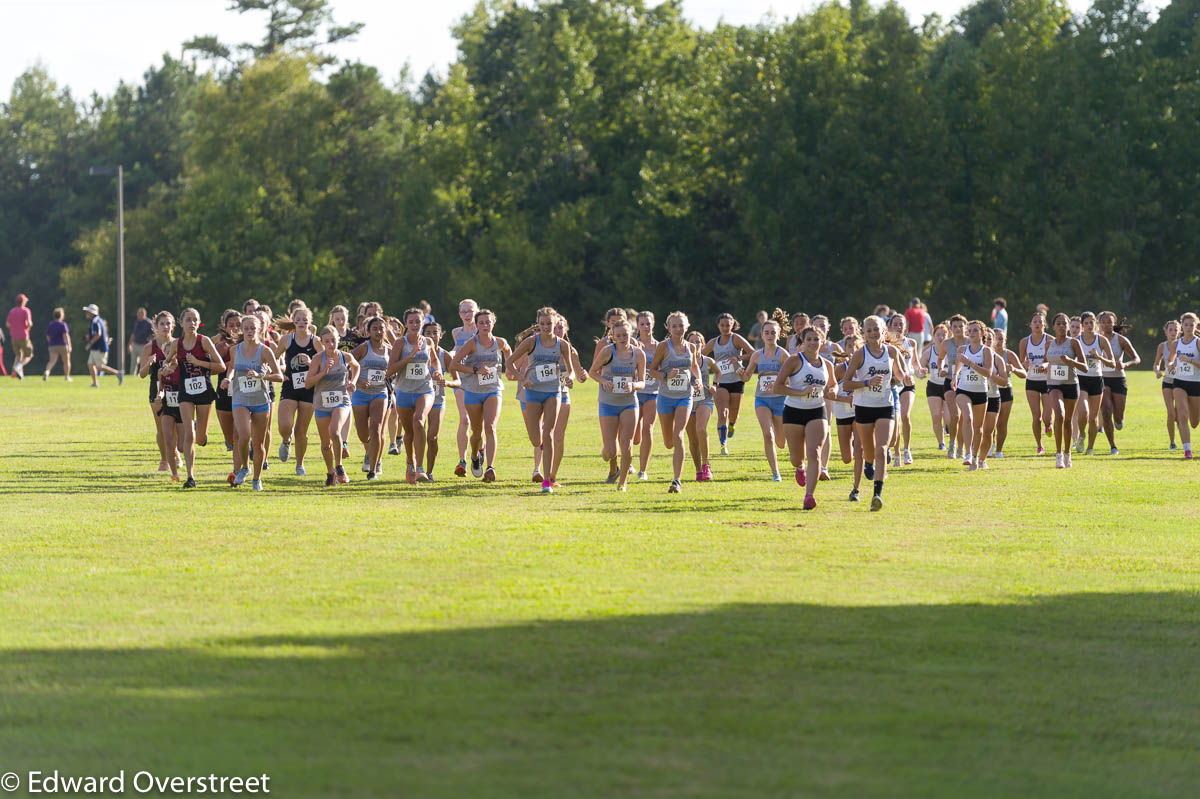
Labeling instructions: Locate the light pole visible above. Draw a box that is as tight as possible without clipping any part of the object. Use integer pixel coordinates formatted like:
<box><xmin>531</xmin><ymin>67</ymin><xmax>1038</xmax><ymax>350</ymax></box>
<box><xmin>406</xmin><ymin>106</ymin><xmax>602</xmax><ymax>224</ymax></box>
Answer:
<box><xmin>89</xmin><ymin>165</ymin><xmax>125</xmax><ymax>378</ymax></box>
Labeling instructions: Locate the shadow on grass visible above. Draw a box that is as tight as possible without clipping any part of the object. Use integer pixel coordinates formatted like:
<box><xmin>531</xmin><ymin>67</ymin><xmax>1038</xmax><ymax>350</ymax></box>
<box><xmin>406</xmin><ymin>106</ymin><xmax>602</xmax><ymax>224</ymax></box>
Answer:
<box><xmin>2</xmin><ymin>594</ymin><xmax>1198</xmax><ymax>797</ymax></box>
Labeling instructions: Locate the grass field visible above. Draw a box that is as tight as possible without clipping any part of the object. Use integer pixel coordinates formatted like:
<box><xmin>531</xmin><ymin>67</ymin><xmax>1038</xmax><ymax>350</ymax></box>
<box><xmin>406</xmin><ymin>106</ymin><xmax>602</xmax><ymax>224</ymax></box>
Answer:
<box><xmin>1</xmin><ymin>372</ymin><xmax>1198</xmax><ymax>797</ymax></box>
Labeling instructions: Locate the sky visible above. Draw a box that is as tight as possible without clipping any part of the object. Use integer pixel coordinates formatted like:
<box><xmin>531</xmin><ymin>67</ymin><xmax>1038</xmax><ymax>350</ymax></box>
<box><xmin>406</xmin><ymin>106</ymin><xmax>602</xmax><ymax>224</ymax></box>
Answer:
<box><xmin>0</xmin><ymin>0</ymin><xmax>1172</xmax><ymax>100</ymax></box>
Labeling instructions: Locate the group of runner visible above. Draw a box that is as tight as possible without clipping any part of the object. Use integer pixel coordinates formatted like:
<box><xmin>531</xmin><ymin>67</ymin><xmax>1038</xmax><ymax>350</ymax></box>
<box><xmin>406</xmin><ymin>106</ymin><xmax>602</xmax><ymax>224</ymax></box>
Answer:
<box><xmin>138</xmin><ymin>298</ymin><xmax>1200</xmax><ymax>505</ymax></box>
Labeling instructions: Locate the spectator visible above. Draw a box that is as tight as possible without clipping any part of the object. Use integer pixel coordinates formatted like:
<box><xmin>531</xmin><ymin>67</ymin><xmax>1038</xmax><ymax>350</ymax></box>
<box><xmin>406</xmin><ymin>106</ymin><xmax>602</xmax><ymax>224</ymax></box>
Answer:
<box><xmin>747</xmin><ymin>310</ymin><xmax>768</xmax><ymax>350</ymax></box>
<box><xmin>992</xmin><ymin>298</ymin><xmax>1009</xmax><ymax>333</ymax></box>
<box><xmin>44</xmin><ymin>308</ymin><xmax>72</xmax><ymax>381</ymax></box>
<box><xmin>82</xmin><ymin>303</ymin><xmax>121</xmax><ymax>387</ymax></box>
<box><xmin>7</xmin><ymin>293</ymin><xmax>33</xmax><ymax>379</ymax></box>
<box><xmin>903</xmin><ymin>298</ymin><xmax>926</xmax><ymax>361</ymax></box>
<box><xmin>419</xmin><ymin>299</ymin><xmax>435</xmax><ymax>325</ymax></box>
<box><xmin>129</xmin><ymin>307</ymin><xmax>153</xmax><ymax>375</ymax></box>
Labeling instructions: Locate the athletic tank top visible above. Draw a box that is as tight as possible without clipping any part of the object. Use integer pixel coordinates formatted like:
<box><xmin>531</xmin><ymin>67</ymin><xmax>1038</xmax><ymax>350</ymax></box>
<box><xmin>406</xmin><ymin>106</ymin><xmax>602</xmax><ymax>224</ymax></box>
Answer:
<box><xmin>785</xmin><ymin>353</ymin><xmax>828</xmax><ymax>409</ymax></box>
<box><xmin>927</xmin><ymin>343</ymin><xmax>944</xmax><ymax>385</ymax></box>
<box><xmin>655</xmin><ymin>339</ymin><xmax>694</xmax><ymax>399</ymax></box>
<box><xmin>752</xmin><ymin>345</ymin><xmax>784</xmax><ymax>397</ymax></box>
<box><xmin>452</xmin><ymin>326</ymin><xmax>475</xmax><ymax>351</ymax></box>
<box><xmin>712</xmin><ymin>335</ymin><xmax>741</xmax><ymax>385</ymax></box>
<box><xmin>460</xmin><ymin>335</ymin><xmax>502</xmax><ymax>394</ymax></box>
<box><xmin>943</xmin><ymin>336</ymin><xmax>965</xmax><ymax>382</ymax></box>
<box><xmin>283</xmin><ymin>332</ymin><xmax>317</xmax><ymax>392</ymax></box>
<box><xmin>1046</xmin><ymin>338</ymin><xmax>1078</xmax><ymax>385</ymax></box>
<box><xmin>525</xmin><ymin>334</ymin><xmax>563</xmax><ymax>393</ymax></box>
<box><xmin>1078</xmin><ymin>333</ymin><xmax>1104</xmax><ymax>377</ymax></box>
<box><xmin>313</xmin><ymin>351</ymin><xmax>349</xmax><ymax>410</ymax></box>
<box><xmin>692</xmin><ymin>355</ymin><xmax>715</xmax><ymax>403</ymax></box>
<box><xmin>637</xmin><ymin>338</ymin><xmax>660</xmax><ymax>394</ymax></box>
<box><xmin>152</xmin><ymin>339</ymin><xmax>176</xmax><ymax>402</ymax></box>
<box><xmin>598</xmin><ymin>345</ymin><xmax>638</xmax><ymax>406</ymax></box>
<box><xmin>987</xmin><ymin>355</ymin><xmax>1002</xmax><ymax>398</ymax></box>
<box><xmin>1102</xmin><ymin>333</ymin><xmax>1124</xmax><ymax>376</ymax></box>
<box><xmin>177</xmin><ymin>336</ymin><xmax>212</xmax><ymax>397</ymax></box>
<box><xmin>955</xmin><ymin>343</ymin><xmax>988</xmax><ymax>392</ymax></box>
<box><xmin>395</xmin><ymin>335</ymin><xmax>434</xmax><ymax>395</ymax></box>
<box><xmin>358</xmin><ymin>340</ymin><xmax>389</xmax><ymax>396</ymax></box>
<box><xmin>1162</xmin><ymin>341</ymin><xmax>1176</xmax><ymax>383</ymax></box>
<box><xmin>852</xmin><ymin>344</ymin><xmax>893</xmax><ymax>408</ymax></box>
<box><xmin>1175</xmin><ymin>335</ymin><xmax>1200</xmax><ymax>382</ymax></box>
<box><xmin>231</xmin><ymin>343</ymin><xmax>271</xmax><ymax>407</ymax></box>
<box><xmin>434</xmin><ymin>349</ymin><xmax>448</xmax><ymax>404</ymax></box>
<box><xmin>1025</xmin><ymin>333</ymin><xmax>1048</xmax><ymax>381</ymax></box>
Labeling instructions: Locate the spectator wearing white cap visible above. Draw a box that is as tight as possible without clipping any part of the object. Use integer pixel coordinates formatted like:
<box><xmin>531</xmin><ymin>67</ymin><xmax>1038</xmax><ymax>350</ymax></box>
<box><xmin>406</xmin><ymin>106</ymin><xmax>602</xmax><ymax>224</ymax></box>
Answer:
<box><xmin>83</xmin><ymin>303</ymin><xmax>121</xmax><ymax>386</ymax></box>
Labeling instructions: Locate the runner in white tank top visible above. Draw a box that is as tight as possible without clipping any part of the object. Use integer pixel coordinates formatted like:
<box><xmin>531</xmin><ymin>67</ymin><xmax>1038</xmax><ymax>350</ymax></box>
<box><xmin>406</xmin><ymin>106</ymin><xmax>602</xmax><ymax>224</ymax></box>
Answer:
<box><xmin>1098</xmin><ymin>310</ymin><xmax>1139</xmax><ymax>456</ymax></box>
<box><xmin>842</xmin><ymin>315</ymin><xmax>903</xmax><ymax>510</ymax></box>
<box><xmin>951</xmin><ymin>319</ymin><xmax>994</xmax><ymax>471</ymax></box>
<box><xmin>1020</xmin><ymin>310</ymin><xmax>1053</xmax><ymax>454</ymax></box>
<box><xmin>1169</xmin><ymin>312</ymin><xmax>1200</xmax><ymax>458</ymax></box>
<box><xmin>1074</xmin><ymin>312</ymin><xmax>1117</xmax><ymax>456</ymax></box>
<box><xmin>775</xmin><ymin>325</ymin><xmax>837</xmax><ymax>510</ymax></box>
<box><xmin>1154</xmin><ymin>320</ymin><xmax>1181</xmax><ymax>451</ymax></box>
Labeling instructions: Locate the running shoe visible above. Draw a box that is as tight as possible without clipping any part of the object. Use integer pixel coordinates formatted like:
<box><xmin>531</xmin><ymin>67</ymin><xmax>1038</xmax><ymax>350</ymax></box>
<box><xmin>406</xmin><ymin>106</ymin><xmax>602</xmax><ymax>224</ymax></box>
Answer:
<box><xmin>159</xmin><ymin>460</ymin><xmax>168</xmax><ymax>472</ymax></box>
<box><xmin>366</xmin><ymin>471</ymin><xmax>378</xmax><ymax>481</ymax></box>
<box><xmin>617</xmin><ymin>484</ymin><xmax>626</xmax><ymax>492</ymax></box>
<box><xmin>946</xmin><ymin>448</ymin><xmax>955</xmax><ymax>460</ymax></box>
<box><xmin>1055</xmin><ymin>453</ymin><xmax>1064</xmax><ymax>469</ymax></box>
<box><xmin>1115</xmin><ymin>421</ymin><xmax>1123</xmax><ymax>431</ymax></box>
<box><xmin>803</xmin><ymin>494</ymin><xmax>817</xmax><ymax>510</ymax></box>
<box><xmin>335</xmin><ymin>465</ymin><xmax>349</xmax><ymax>484</ymax></box>
<box><xmin>417</xmin><ymin>470</ymin><xmax>430</xmax><ymax>483</ymax></box>
<box><xmin>638</xmin><ymin>471</ymin><xmax>648</xmax><ymax>481</ymax></box>
<box><xmin>1036</xmin><ymin>446</ymin><xmax>1044</xmax><ymax>455</ymax></box>
<box><xmin>1186</xmin><ymin>450</ymin><xmax>1194</xmax><ymax>460</ymax></box>
<box><xmin>183</xmin><ymin>476</ymin><xmax>196</xmax><ymax>489</ymax></box>
<box><xmin>375</xmin><ymin>461</ymin><xmax>382</xmax><ymax>475</ymax></box>
<box><xmin>1045</xmin><ymin>424</ymin><xmax>1051</xmax><ymax>434</ymax></box>
<box><xmin>701</xmin><ymin>464</ymin><xmax>713</xmax><ymax>481</ymax></box>
<box><xmin>325</xmin><ymin>474</ymin><xmax>335</xmax><ymax>487</ymax></box>
<box><xmin>962</xmin><ymin>457</ymin><xmax>972</xmax><ymax>467</ymax></box>
<box><xmin>848</xmin><ymin>488</ymin><xmax>860</xmax><ymax>502</ymax></box>
<box><xmin>252</xmin><ymin>479</ymin><xmax>263</xmax><ymax>492</ymax></box>
<box><xmin>170</xmin><ymin>474</ymin><xmax>180</xmax><ymax>482</ymax></box>
<box><xmin>720</xmin><ymin>444</ymin><xmax>728</xmax><ymax>455</ymax></box>
<box><xmin>42</xmin><ymin>371</ymin><xmax>47</xmax><ymax>381</ymax></box>
<box><xmin>482</xmin><ymin>467</ymin><xmax>496</xmax><ymax>483</ymax></box>
<box><xmin>870</xmin><ymin>494</ymin><xmax>883</xmax><ymax>511</ymax></box>
<box><xmin>727</xmin><ymin>423</ymin><xmax>736</xmax><ymax>439</ymax></box>
<box><xmin>225</xmin><ymin>441</ymin><xmax>234</xmax><ymax>452</ymax></box>
<box><xmin>892</xmin><ymin>453</ymin><xmax>902</xmax><ymax>469</ymax></box>
<box><xmin>1109</xmin><ymin>448</ymin><xmax>1119</xmax><ymax>456</ymax></box>
<box><xmin>607</xmin><ymin>470</ymin><xmax>619</xmax><ymax>484</ymax></box>
<box><xmin>455</xmin><ymin>460</ymin><xmax>467</xmax><ymax>477</ymax></box>
<box><xmin>1074</xmin><ymin>435</ymin><xmax>1085</xmax><ymax>454</ymax></box>
<box><xmin>968</xmin><ymin>462</ymin><xmax>978</xmax><ymax>472</ymax></box>
<box><xmin>427</xmin><ymin>475</ymin><xmax>436</xmax><ymax>483</ymax></box>
<box><xmin>471</xmin><ymin>451</ymin><xmax>484</xmax><ymax>478</ymax></box>
<box><xmin>1064</xmin><ymin>452</ymin><xmax>1073</xmax><ymax>468</ymax></box>
<box><xmin>864</xmin><ymin>462</ymin><xmax>874</xmax><ymax>480</ymax></box>
<box><xmin>262</xmin><ymin>459</ymin><xmax>269</xmax><ymax>472</ymax></box>
<box><xmin>279</xmin><ymin>441</ymin><xmax>291</xmax><ymax>462</ymax></box>
<box><xmin>818</xmin><ymin>469</ymin><xmax>830</xmax><ymax>481</ymax></box>
<box><xmin>226</xmin><ymin>471</ymin><xmax>236</xmax><ymax>485</ymax></box>
<box><xmin>771</xmin><ymin>473</ymin><xmax>782</xmax><ymax>482</ymax></box>
<box><xmin>541</xmin><ymin>480</ymin><xmax>553</xmax><ymax>494</ymax></box>
<box><xmin>296</xmin><ymin>465</ymin><xmax>306</xmax><ymax>476</ymax></box>
<box><xmin>1085</xmin><ymin>448</ymin><xmax>1094</xmax><ymax>456</ymax></box>
<box><xmin>362</xmin><ymin>455</ymin><xmax>371</xmax><ymax>473</ymax></box>
<box><xmin>532</xmin><ymin>471</ymin><xmax>543</xmax><ymax>484</ymax></box>
<box><xmin>406</xmin><ymin>465</ymin><xmax>417</xmax><ymax>485</ymax></box>
<box><xmin>903</xmin><ymin>449</ymin><xmax>913</xmax><ymax>465</ymax></box>
<box><xmin>1170</xmin><ymin>443</ymin><xmax>1178</xmax><ymax>451</ymax></box>
<box><xmin>695</xmin><ymin>470</ymin><xmax>704</xmax><ymax>482</ymax></box>
<box><xmin>938</xmin><ymin>442</ymin><xmax>947</xmax><ymax>451</ymax></box>
<box><xmin>795</xmin><ymin>467</ymin><xmax>806</xmax><ymax>487</ymax></box>
<box><xmin>628</xmin><ymin>464</ymin><xmax>636</xmax><ymax>474</ymax></box>
<box><xmin>388</xmin><ymin>442</ymin><xmax>400</xmax><ymax>456</ymax></box>
<box><xmin>994</xmin><ymin>452</ymin><xmax>1004</xmax><ymax>458</ymax></box>
<box><xmin>233</xmin><ymin>468</ymin><xmax>247</xmax><ymax>486</ymax></box>
<box><xmin>341</xmin><ymin>444</ymin><xmax>350</xmax><ymax>460</ymax></box>
<box><xmin>979</xmin><ymin>461</ymin><xmax>989</xmax><ymax>469</ymax></box>
<box><xmin>668</xmin><ymin>478</ymin><xmax>681</xmax><ymax>493</ymax></box>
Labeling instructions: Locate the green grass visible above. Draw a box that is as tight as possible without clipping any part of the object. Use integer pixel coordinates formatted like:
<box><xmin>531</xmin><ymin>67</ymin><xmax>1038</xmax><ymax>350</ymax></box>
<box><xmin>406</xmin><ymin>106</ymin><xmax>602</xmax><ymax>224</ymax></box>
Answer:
<box><xmin>1</xmin><ymin>373</ymin><xmax>1198</xmax><ymax>797</ymax></box>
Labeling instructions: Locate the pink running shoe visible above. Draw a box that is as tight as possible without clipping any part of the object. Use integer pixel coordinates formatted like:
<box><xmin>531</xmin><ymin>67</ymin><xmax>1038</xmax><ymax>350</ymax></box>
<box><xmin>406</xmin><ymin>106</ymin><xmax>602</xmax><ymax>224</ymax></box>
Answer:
<box><xmin>701</xmin><ymin>464</ymin><xmax>713</xmax><ymax>481</ymax></box>
<box><xmin>1186</xmin><ymin>450</ymin><xmax>1194</xmax><ymax>460</ymax></box>
<box><xmin>795</xmin><ymin>467</ymin><xmax>806</xmax><ymax>487</ymax></box>
<box><xmin>1036</xmin><ymin>446</ymin><xmax>1044</xmax><ymax>455</ymax></box>
<box><xmin>803</xmin><ymin>493</ymin><xmax>817</xmax><ymax>510</ymax></box>
<box><xmin>696</xmin><ymin>470</ymin><xmax>704</xmax><ymax>482</ymax></box>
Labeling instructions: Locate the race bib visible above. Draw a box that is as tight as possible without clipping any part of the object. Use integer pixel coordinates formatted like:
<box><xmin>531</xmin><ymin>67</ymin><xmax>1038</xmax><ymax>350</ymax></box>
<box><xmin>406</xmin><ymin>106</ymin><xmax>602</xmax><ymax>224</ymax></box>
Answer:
<box><xmin>406</xmin><ymin>362</ymin><xmax>428</xmax><ymax>381</ymax></box>
<box><xmin>717</xmin><ymin>358</ymin><xmax>738</xmax><ymax>375</ymax></box>
<box><xmin>691</xmin><ymin>382</ymin><xmax>704</xmax><ymax>401</ymax></box>
<box><xmin>534</xmin><ymin>363</ymin><xmax>558</xmax><ymax>383</ymax></box>
<box><xmin>164</xmin><ymin>390</ymin><xmax>179</xmax><ymax>407</ymax></box>
<box><xmin>184</xmin><ymin>376</ymin><xmax>207</xmax><ymax>395</ymax></box>
<box><xmin>366</xmin><ymin>368</ymin><xmax>385</xmax><ymax>387</ymax></box>
<box><xmin>238</xmin><ymin>376</ymin><xmax>261</xmax><ymax>394</ymax></box>
<box><xmin>963</xmin><ymin>368</ymin><xmax>982</xmax><ymax>385</ymax></box>
<box><xmin>612</xmin><ymin>375</ymin><xmax>631</xmax><ymax>394</ymax></box>
<box><xmin>1087</xmin><ymin>357</ymin><xmax>1100</xmax><ymax>373</ymax></box>
<box><xmin>759</xmin><ymin>376</ymin><xmax>776</xmax><ymax>394</ymax></box>
<box><xmin>291</xmin><ymin>372</ymin><xmax>307</xmax><ymax>390</ymax></box>
<box><xmin>1031</xmin><ymin>362</ymin><xmax>1046</xmax><ymax>376</ymax></box>
<box><xmin>1178</xmin><ymin>361</ymin><xmax>1196</xmax><ymax>379</ymax></box>
<box><xmin>868</xmin><ymin>383</ymin><xmax>885</xmax><ymax>394</ymax></box>
<box><xmin>476</xmin><ymin>367</ymin><xmax>498</xmax><ymax>387</ymax></box>
<box><xmin>321</xmin><ymin>390</ymin><xmax>345</xmax><ymax>407</ymax></box>
<box><xmin>666</xmin><ymin>373</ymin><xmax>690</xmax><ymax>393</ymax></box>
<box><xmin>1049</xmin><ymin>364</ymin><xmax>1069</xmax><ymax>381</ymax></box>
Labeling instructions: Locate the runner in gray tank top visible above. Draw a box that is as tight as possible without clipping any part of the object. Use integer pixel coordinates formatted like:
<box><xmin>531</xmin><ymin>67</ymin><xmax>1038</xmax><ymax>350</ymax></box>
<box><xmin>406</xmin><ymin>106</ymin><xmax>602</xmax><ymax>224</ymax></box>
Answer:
<box><xmin>509</xmin><ymin>307</ymin><xmax>574</xmax><ymax>493</ymax></box>
<box><xmin>225</xmin><ymin>314</ymin><xmax>283</xmax><ymax>491</ymax></box>
<box><xmin>450</xmin><ymin>298</ymin><xmax>480</xmax><ymax>475</ymax></box>
<box><xmin>938</xmin><ymin>314</ymin><xmax>968</xmax><ymax>460</ymax></box>
<box><xmin>1020</xmin><ymin>310</ymin><xmax>1052</xmax><ymax>455</ymax></box>
<box><xmin>1098</xmin><ymin>310</ymin><xmax>1139</xmax><ymax>456</ymax></box>
<box><xmin>350</xmin><ymin>317</ymin><xmax>391</xmax><ymax>480</ymax></box>
<box><xmin>422</xmin><ymin>320</ymin><xmax>459</xmax><ymax>482</ymax></box>
<box><xmin>588</xmin><ymin>318</ymin><xmax>645</xmax><ymax>491</ymax></box>
<box><xmin>737</xmin><ymin>318</ymin><xmax>787</xmax><ymax>481</ymax></box>
<box><xmin>387</xmin><ymin>308</ymin><xmax>442</xmax><ymax>484</ymax></box>
<box><xmin>633</xmin><ymin>311</ymin><xmax>660</xmax><ymax>483</ymax></box>
<box><xmin>647</xmin><ymin>311</ymin><xmax>700</xmax><ymax>494</ymax></box>
<box><xmin>1043</xmin><ymin>312</ymin><xmax>1088</xmax><ymax>468</ymax></box>
<box><xmin>307</xmin><ymin>325</ymin><xmax>360</xmax><ymax>487</ymax></box>
<box><xmin>683</xmin><ymin>329</ymin><xmax>717</xmax><ymax>482</ymax></box>
<box><xmin>702</xmin><ymin>313</ymin><xmax>755</xmax><ymax>454</ymax></box>
<box><xmin>449</xmin><ymin>309</ymin><xmax>513</xmax><ymax>483</ymax></box>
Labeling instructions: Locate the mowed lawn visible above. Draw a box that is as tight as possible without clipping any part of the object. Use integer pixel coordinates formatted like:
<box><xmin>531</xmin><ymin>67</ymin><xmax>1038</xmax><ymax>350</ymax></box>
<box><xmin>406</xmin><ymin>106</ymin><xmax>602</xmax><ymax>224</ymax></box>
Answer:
<box><xmin>1</xmin><ymin>372</ymin><xmax>1198</xmax><ymax>797</ymax></box>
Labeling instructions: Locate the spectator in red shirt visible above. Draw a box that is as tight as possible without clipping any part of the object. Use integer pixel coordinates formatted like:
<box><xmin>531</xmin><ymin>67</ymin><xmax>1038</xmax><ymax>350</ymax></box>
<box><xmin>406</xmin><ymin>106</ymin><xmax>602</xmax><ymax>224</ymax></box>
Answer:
<box><xmin>903</xmin><ymin>298</ymin><xmax>927</xmax><ymax>361</ymax></box>
<box><xmin>7</xmin><ymin>293</ymin><xmax>33</xmax><ymax>379</ymax></box>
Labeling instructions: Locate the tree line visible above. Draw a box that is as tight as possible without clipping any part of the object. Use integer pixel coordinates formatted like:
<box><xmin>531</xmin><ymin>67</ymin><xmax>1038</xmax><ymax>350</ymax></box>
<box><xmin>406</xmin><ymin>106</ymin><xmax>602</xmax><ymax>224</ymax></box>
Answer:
<box><xmin>1</xmin><ymin>0</ymin><xmax>1197</xmax><ymax>364</ymax></box>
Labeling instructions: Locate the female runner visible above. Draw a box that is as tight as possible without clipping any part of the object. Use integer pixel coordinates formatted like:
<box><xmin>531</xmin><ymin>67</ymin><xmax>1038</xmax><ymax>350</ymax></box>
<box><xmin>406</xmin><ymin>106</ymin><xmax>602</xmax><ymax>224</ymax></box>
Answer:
<box><xmin>387</xmin><ymin>308</ymin><xmax>442</xmax><ymax>484</ymax></box>
<box><xmin>685</xmin><ymin>329</ymin><xmax>717</xmax><ymax>482</ymax></box>
<box><xmin>832</xmin><ymin>322</ymin><xmax>863</xmax><ymax>487</ymax></box>
<box><xmin>307</xmin><ymin>325</ymin><xmax>359</xmax><ymax>486</ymax></box>
<box><xmin>776</xmin><ymin>325</ymin><xmax>837</xmax><ymax>509</ymax></box>
<box><xmin>548</xmin><ymin>315</ymin><xmax>587</xmax><ymax>484</ymax></box>
<box><xmin>921</xmin><ymin>323</ymin><xmax>949</xmax><ymax>450</ymax></box>
<box><xmin>704</xmin><ymin>314</ymin><xmax>755</xmax><ymax>453</ymax></box>
<box><xmin>973</xmin><ymin>327</ymin><xmax>1008</xmax><ymax>470</ymax></box>
<box><xmin>450</xmin><ymin>309</ymin><xmax>512</xmax><ymax>483</ymax></box>
<box><xmin>990</xmin><ymin>328</ymin><xmax>1025</xmax><ymax>458</ymax></box>
<box><xmin>1169</xmin><ymin>312</ymin><xmax>1200</xmax><ymax>459</ymax></box>
<box><xmin>508</xmin><ymin>307</ymin><xmax>573</xmax><ymax>493</ymax></box>
<box><xmin>329</xmin><ymin>305</ymin><xmax>358</xmax><ymax>460</ymax></box>
<box><xmin>449</xmin><ymin>299</ymin><xmax>479</xmax><ymax>475</ymax></box>
<box><xmin>785</xmin><ymin>312</ymin><xmax>810</xmax><ymax>352</ymax></box>
<box><xmin>737</xmin><ymin>313</ymin><xmax>788</xmax><ymax>481</ymax></box>
<box><xmin>589</xmin><ymin>319</ymin><xmax>645</xmax><ymax>491</ymax></box>
<box><xmin>939</xmin><ymin>314</ymin><xmax>968</xmax><ymax>460</ymax></box>
<box><xmin>274</xmin><ymin>306</ymin><xmax>316</xmax><ymax>476</ymax></box>
<box><xmin>950</xmin><ymin>320</ymin><xmax>995</xmax><ymax>471</ymax></box>
<box><xmin>632</xmin><ymin>311</ymin><xmax>659</xmax><ymax>481</ymax></box>
<box><xmin>646</xmin><ymin>311</ymin><xmax>700</xmax><ymax>494</ymax></box>
<box><xmin>887</xmin><ymin>313</ymin><xmax>916</xmax><ymax>466</ymax></box>
<box><xmin>841</xmin><ymin>315</ymin><xmax>904</xmax><ymax>510</ymax></box>
<box><xmin>813</xmin><ymin>315</ymin><xmax>840</xmax><ymax>480</ymax></box>
<box><xmin>1098</xmin><ymin>311</ymin><xmax>1140</xmax><ymax>456</ymax></box>
<box><xmin>1045</xmin><ymin>312</ymin><xmax>1088</xmax><ymax>468</ymax></box>
<box><xmin>423</xmin><ymin>321</ymin><xmax>459</xmax><ymax>481</ymax></box>
<box><xmin>139</xmin><ymin>310</ymin><xmax>180</xmax><ymax>477</ymax></box>
<box><xmin>167</xmin><ymin>308</ymin><xmax>226</xmax><ymax>488</ymax></box>
<box><xmin>1075</xmin><ymin>311</ymin><xmax>1117</xmax><ymax>455</ymax></box>
<box><xmin>1153</xmin><ymin>320</ymin><xmax>1181</xmax><ymax>450</ymax></box>
<box><xmin>212</xmin><ymin>310</ymin><xmax>241</xmax><ymax>457</ymax></box>
<box><xmin>352</xmin><ymin>316</ymin><xmax>392</xmax><ymax>481</ymax></box>
<box><xmin>225</xmin><ymin>313</ymin><xmax>283</xmax><ymax>491</ymax></box>
<box><xmin>1019</xmin><ymin>310</ymin><xmax>1052</xmax><ymax>454</ymax></box>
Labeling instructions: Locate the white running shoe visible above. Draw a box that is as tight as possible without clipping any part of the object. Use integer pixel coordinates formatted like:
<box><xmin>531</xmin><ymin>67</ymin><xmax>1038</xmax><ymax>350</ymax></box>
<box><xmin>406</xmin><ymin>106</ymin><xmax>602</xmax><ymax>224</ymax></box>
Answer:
<box><xmin>252</xmin><ymin>479</ymin><xmax>263</xmax><ymax>492</ymax></box>
<box><xmin>1085</xmin><ymin>448</ymin><xmax>1094</xmax><ymax>456</ymax></box>
<box><xmin>968</xmin><ymin>462</ymin><xmax>978</xmax><ymax>472</ymax></box>
<box><xmin>979</xmin><ymin>461</ymin><xmax>989</xmax><ymax>470</ymax></box>
<box><xmin>771</xmin><ymin>473</ymin><xmax>782</xmax><ymax>482</ymax></box>
<box><xmin>1055</xmin><ymin>453</ymin><xmax>1064</xmax><ymax>469</ymax></box>
<box><xmin>947</xmin><ymin>448</ymin><xmax>956</xmax><ymax>460</ymax></box>
<box><xmin>361</xmin><ymin>455</ymin><xmax>370</xmax><ymax>473</ymax></box>
<box><xmin>296</xmin><ymin>465</ymin><xmax>306</xmax><ymax>476</ymax></box>
<box><xmin>471</xmin><ymin>450</ymin><xmax>484</xmax><ymax>478</ymax></box>
<box><xmin>1110</xmin><ymin>447</ymin><xmax>1119</xmax><ymax>456</ymax></box>
<box><xmin>903</xmin><ymin>449</ymin><xmax>912</xmax><ymax>465</ymax></box>
<box><xmin>1064</xmin><ymin>452</ymin><xmax>1073</xmax><ymax>468</ymax></box>
<box><xmin>938</xmin><ymin>442</ymin><xmax>946</xmax><ymax>451</ymax></box>
<box><xmin>892</xmin><ymin>454</ymin><xmax>902</xmax><ymax>468</ymax></box>
<box><xmin>279</xmin><ymin>441</ymin><xmax>291</xmax><ymax>463</ymax></box>
<box><xmin>994</xmin><ymin>451</ymin><xmax>1004</xmax><ymax>458</ymax></box>
<box><xmin>638</xmin><ymin>471</ymin><xmax>648</xmax><ymax>481</ymax></box>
